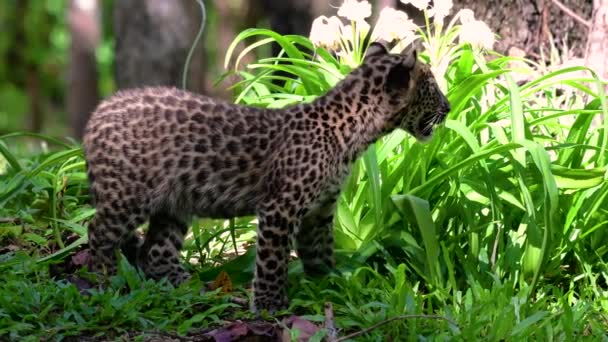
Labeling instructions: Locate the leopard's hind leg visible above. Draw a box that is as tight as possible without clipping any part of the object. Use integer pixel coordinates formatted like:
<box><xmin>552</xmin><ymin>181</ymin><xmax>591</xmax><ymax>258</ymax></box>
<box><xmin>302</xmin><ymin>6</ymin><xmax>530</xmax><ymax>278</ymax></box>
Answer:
<box><xmin>296</xmin><ymin>198</ymin><xmax>337</xmax><ymax>276</ymax></box>
<box><xmin>88</xmin><ymin>203</ymin><xmax>147</xmax><ymax>277</ymax></box>
<box><xmin>120</xmin><ymin>231</ymin><xmax>143</xmax><ymax>266</ymax></box>
<box><xmin>138</xmin><ymin>212</ymin><xmax>191</xmax><ymax>285</ymax></box>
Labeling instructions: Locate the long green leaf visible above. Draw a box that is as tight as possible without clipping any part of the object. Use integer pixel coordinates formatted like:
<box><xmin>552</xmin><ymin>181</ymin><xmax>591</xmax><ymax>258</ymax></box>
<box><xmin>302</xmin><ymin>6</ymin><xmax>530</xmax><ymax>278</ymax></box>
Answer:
<box><xmin>391</xmin><ymin>194</ymin><xmax>442</xmax><ymax>288</ymax></box>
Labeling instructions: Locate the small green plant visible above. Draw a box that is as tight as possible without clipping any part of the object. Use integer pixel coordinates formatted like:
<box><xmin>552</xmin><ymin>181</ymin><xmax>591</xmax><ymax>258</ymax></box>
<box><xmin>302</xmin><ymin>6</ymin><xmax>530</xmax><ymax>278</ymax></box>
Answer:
<box><xmin>0</xmin><ymin>253</ymin><xmax>238</xmax><ymax>340</ymax></box>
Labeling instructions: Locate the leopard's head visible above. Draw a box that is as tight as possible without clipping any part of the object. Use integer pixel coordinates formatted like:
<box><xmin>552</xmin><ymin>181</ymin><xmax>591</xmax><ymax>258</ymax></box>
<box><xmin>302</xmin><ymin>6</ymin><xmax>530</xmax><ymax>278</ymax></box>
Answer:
<box><xmin>363</xmin><ymin>42</ymin><xmax>450</xmax><ymax>141</ymax></box>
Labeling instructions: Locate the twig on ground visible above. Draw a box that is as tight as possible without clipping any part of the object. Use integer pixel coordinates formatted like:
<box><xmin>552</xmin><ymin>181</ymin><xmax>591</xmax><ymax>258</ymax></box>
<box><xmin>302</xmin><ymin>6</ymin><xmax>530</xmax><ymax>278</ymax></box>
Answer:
<box><xmin>551</xmin><ymin>0</ymin><xmax>591</xmax><ymax>29</ymax></box>
<box><xmin>324</xmin><ymin>302</ymin><xmax>339</xmax><ymax>341</ymax></box>
<box><xmin>229</xmin><ymin>296</ymin><xmax>249</xmax><ymax>307</ymax></box>
<box><xmin>0</xmin><ymin>217</ymin><xmax>21</xmax><ymax>224</ymax></box>
<box><xmin>138</xmin><ymin>329</ymin><xmax>197</xmax><ymax>341</ymax></box>
<box><xmin>335</xmin><ymin>314</ymin><xmax>458</xmax><ymax>342</ymax></box>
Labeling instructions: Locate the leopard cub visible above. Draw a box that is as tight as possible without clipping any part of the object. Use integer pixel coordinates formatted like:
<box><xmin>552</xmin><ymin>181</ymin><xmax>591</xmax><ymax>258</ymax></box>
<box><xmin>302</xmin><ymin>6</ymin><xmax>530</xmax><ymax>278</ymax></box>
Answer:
<box><xmin>83</xmin><ymin>42</ymin><xmax>450</xmax><ymax>312</ymax></box>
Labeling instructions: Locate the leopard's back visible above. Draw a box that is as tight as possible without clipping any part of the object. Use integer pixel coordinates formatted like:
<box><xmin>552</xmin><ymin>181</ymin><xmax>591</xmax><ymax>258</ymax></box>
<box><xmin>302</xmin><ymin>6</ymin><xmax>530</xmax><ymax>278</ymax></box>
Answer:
<box><xmin>83</xmin><ymin>86</ymin><xmax>281</xmax><ymax>220</ymax></box>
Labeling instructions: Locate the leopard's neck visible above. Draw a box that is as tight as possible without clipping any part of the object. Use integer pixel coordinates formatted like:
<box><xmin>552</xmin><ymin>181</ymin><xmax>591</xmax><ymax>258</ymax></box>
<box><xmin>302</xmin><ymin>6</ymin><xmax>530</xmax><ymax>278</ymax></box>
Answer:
<box><xmin>298</xmin><ymin>72</ymin><xmax>396</xmax><ymax>163</ymax></box>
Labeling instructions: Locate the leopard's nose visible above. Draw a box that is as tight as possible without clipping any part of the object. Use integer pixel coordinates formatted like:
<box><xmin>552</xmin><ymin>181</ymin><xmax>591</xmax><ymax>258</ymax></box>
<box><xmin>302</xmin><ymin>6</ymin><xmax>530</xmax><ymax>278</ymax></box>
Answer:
<box><xmin>441</xmin><ymin>97</ymin><xmax>451</xmax><ymax>114</ymax></box>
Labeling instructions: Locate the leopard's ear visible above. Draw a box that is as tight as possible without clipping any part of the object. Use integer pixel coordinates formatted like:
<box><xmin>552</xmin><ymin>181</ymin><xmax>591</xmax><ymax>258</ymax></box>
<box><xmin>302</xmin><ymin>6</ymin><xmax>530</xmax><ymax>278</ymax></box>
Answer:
<box><xmin>364</xmin><ymin>41</ymin><xmax>389</xmax><ymax>59</ymax></box>
<box><xmin>397</xmin><ymin>41</ymin><xmax>418</xmax><ymax>68</ymax></box>
<box><xmin>386</xmin><ymin>49</ymin><xmax>417</xmax><ymax>92</ymax></box>
<box><xmin>402</xmin><ymin>48</ymin><xmax>418</xmax><ymax>69</ymax></box>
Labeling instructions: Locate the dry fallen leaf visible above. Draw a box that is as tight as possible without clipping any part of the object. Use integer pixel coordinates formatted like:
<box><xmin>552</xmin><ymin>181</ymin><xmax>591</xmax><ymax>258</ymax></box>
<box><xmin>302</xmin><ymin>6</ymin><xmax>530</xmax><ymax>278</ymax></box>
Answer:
<box><xmin>211</xmin><ymin>271</ymin><xmax>233</xmax><ymax>294</ymax></box>
<box><xmin>208</xmin><ymin>320</ymin><xmax>279</xmax><ymax>342</ymax></box>
<box><xmin>208</xmin><ymin>321</ymin><xmax>249</xmax><ymax>342</ymax></box>
<box><xmin>282</xmin><ymin>315</ymin><xmax>321</xmax><ymax>342</ymax></box>
<box><xmin>71</xmin><ymin>249</ymin><xmax>91</xmax><ymax>266</ymax></box>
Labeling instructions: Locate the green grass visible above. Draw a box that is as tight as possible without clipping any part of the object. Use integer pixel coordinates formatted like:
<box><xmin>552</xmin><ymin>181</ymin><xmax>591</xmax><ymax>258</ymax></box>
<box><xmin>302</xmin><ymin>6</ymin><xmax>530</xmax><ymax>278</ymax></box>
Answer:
<box><xmin>0</xmin><ymin>254</ymin><xmax>244</xmax><ymax>340</ymax></box>
<box><xmin>2</xmin><ymin>22</ymin><xmax>608</xmax><ymax>341</ymax></box>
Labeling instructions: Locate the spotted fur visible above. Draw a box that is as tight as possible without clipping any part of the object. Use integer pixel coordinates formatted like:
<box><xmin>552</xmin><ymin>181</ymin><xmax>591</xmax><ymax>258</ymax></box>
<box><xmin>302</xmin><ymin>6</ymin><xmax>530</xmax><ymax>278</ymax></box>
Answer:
<box><xmin>83</xmin><ymin>42</ymin><xmax>450</xmax><ymax>313</ymax></box>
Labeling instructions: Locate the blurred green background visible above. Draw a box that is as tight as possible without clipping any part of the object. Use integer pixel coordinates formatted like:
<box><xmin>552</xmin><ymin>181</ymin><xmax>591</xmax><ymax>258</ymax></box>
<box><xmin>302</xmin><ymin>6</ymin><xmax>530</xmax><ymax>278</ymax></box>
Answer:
<box><xmin>0</xmin><ymin>0</ymin><xmax>594</xmax><ymax>139</ymax></box>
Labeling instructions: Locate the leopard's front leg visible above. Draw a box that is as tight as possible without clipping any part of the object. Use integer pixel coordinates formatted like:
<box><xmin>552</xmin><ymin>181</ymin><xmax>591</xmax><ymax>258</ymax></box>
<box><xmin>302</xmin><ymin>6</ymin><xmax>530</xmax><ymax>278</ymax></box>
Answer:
<box><xmin>252</xmin><ymin>200</ymin><xmax>299</xmax><ymax>314</ymax></box>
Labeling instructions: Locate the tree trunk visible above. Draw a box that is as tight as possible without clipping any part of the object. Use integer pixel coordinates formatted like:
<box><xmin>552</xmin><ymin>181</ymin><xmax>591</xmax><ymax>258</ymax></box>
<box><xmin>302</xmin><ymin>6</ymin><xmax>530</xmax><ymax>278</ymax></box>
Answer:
<box><xmin>585</xmin><ymin>0</ymin><xmax>608</xmax><ymax>81</ymax></box>
<box><xmin>212</xmin><ymin>0</ymin><xmax>242</xmax><ymax>98</ymax></box>
<box><xmin>386</xmin><ymin>0</ymin><xmax>593</xmax><ymax>58</ymax></box>
<box><xmin>259</xmin><ymin>0</ymin><xmax>313</xmax><ymax>57</ymax></box>
<box><xmin>183</xmin><ymin>0</ymin><xmax>207</xmax><ymax>94</ymax></box>
<box><xmin>250</xmin><ymin>0</ymin><xmax>313</xmax><ymax>88</ymax></box>
<box><xmin>26</xmin><ymin>67</ymin><xmax>43</xmax><ymax>133</ymax></box>
<box><xmin>8</xmin><ymin>0</ymin><xmax>44</xmax><ymax>133</ymax></box>
<box><xmin>113</xmin><ymin>0</ymin><xmax>199</xmax><ymax>89</ymax></box>
<box><xmin>67</xmin><ymin>0</ymin><xmax>100</xmax><ymax>140</ymax></box>
<box><xmin>452</xmin><ymin>0</ymin><xmax>591</xmax><ymax>57</ymax></box>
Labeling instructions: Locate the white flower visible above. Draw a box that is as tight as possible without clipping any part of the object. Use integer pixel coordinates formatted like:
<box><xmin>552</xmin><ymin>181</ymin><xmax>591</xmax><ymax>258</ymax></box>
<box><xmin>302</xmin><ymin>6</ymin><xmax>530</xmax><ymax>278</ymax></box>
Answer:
<box><xmin>337</xmin><ymin>0</ymin><xmax>372</xmax><ymax>22</ymax></box>
<box><xmin>458</xmin><ymin>9</ymin><xmax>475</xmax><ymax>23</ymax></box>
<box><xmin>309</xmin><ymin>15</ymin><xmax>343</xmax><ymax>49</ymax></box>
<box><xmin>428</xmin><ymin>0</ymin><xmax>453</xmax><ymax>25</ymax></box>
<box><xmin>341</xmin><ymin>20</ymin><xmax>371</xmax><ymax>40</ymax></box>
<box><xmin>75</xmin><ymin>0</ymin><xmax>96</xmax><ymax>12</ymax></box>
<box><xmin>457</xmin><ymin>9</ymin><xmax>494</xmax><ymax>49</ymax></box>
<box><xmin>371</xmin><ymin>7</ymin><xmax>417</xmax><ymax>43</ymax></box>
<box><xmin>400</xmin><ymin>0</ymin><xmax>430</xmax><ymax>11</ymax></box>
